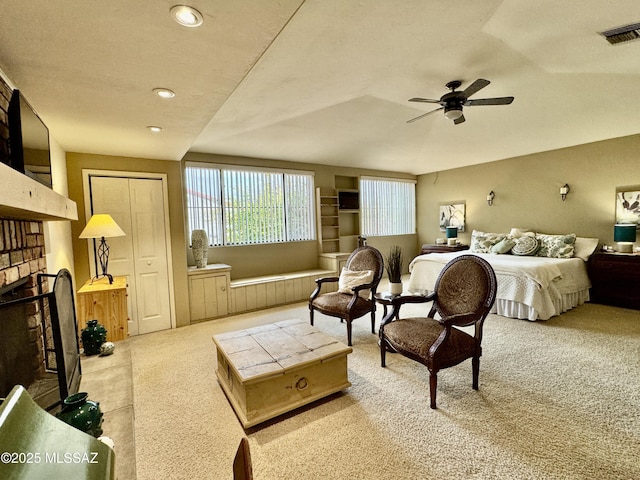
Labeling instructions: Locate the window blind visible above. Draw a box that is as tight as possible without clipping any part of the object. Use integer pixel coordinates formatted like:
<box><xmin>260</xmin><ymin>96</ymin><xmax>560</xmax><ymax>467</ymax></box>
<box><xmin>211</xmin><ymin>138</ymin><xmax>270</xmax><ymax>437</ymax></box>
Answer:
<box><xmin>185</xmin><ymin>163</ymin><xmax>315</xmax><ymax>246</ymax></box>
<box><xmin>360</xmin><ymin>177</ymin><xmax>416</xmax><ymax>236</ymax></box>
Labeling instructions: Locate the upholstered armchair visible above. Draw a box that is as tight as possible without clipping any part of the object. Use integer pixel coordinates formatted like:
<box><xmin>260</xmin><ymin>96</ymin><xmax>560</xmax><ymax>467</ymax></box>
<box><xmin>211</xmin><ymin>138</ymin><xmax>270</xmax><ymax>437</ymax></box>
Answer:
<box><xmin>379</xmin><ymin>255</ymin><xmax>497</xmax><ymax>408</ymax></box>
<box><xmin>309</xmin><ymin>246</ymin><xmax>384</xmax><ymax>346</ymax></box>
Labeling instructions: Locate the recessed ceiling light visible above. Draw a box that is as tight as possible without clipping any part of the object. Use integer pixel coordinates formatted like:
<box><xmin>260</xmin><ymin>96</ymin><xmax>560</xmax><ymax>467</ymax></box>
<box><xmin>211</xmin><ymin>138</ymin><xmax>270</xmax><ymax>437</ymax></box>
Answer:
<box><xmin>153</xmin><ymin>88</ymin><xmax>175</xmax><ymax>99</ymax></box>
<box><xmin>170</xmin><ymin>5</ymin><xmax>203</xmax><ymax>28</ymax></box>
<box><xmin>147</xmin><ymin>126</ymin><xmax>163</xmax><ymax>133</ymax></box>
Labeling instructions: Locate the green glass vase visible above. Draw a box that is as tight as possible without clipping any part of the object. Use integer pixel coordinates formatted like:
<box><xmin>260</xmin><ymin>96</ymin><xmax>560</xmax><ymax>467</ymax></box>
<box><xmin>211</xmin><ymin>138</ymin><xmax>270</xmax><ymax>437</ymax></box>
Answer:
<box><xmin>81</xmin><ymin>319</ymin><xmax>107</xmax><ymax>356</ymax></box>
<box><xmin>56</xmin><ymin>392</ymin><xmax>104</xmax><ymax>437</ymax></box>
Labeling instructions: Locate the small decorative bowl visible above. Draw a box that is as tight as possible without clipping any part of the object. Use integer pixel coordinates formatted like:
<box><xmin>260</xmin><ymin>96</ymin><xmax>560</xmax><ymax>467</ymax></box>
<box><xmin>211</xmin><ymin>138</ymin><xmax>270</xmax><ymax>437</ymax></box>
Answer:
<box><xmin>99</xmin><ymin>342</ymin><xmax>115</xmax><ymax>356</ymax></box>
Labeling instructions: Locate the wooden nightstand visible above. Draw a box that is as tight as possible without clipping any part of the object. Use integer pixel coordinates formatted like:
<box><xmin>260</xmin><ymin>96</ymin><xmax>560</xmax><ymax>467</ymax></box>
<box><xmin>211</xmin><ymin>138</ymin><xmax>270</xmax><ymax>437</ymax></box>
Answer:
<box><xmin>419</xmin><ymin>244</ymin><xmax>469</xmax><ymax>255</ymax></box>
<box><xmin>77</xmin><ymin>276</ymin><xmax>129</xmax><ymax>341</ymax></box>
<box><xmin>588</xmin><ymin>252</ymin><xmax>640</xmax><ymax>310</ymax></box>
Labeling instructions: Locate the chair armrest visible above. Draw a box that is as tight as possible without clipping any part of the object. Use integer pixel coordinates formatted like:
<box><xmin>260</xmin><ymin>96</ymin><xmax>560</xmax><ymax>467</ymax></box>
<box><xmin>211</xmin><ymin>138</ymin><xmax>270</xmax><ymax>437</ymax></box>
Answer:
<box><xmin>310</xmin><ymin>276</ymin><xmax>340</xmax><ymax>301</ymax></box>
<box><xmin>392</xmin><ymin>293</ymin><xmax>435</xmax><ymax>305</ymax></box>
<box><xmin>438</xmin><ymin>312</ymin><xmax>478</xmax><ymax>328</ymax></box>
<box><xmin>351</xmin><ymin>281</ymin><xmax>375</xmax><ymax>293</ymax></box>
<box><xmin>379</xmin><ymin>293</ymin><xmax>435</xmax><ymax>327</ymax></box>
<box><xmin>315</xmin><ymin>276</ymin><xmax>339</xmax><ymax>285</ymax></box>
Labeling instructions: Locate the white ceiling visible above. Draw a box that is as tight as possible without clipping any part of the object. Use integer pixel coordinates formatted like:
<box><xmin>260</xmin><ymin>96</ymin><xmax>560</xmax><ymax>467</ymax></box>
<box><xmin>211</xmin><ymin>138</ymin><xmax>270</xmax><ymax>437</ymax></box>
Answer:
<box><xmin>1</xmin><ymin>0</ymin><xmax>640</xmax><ymax>175</ymax></box>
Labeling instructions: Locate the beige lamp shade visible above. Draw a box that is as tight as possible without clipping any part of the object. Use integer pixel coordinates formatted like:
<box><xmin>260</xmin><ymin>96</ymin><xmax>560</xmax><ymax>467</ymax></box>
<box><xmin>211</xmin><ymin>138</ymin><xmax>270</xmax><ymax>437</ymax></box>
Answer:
<box><xmin>79</xmin><ymin>214</ymin><xmax>126</xmax><ymax>239</ymax></box>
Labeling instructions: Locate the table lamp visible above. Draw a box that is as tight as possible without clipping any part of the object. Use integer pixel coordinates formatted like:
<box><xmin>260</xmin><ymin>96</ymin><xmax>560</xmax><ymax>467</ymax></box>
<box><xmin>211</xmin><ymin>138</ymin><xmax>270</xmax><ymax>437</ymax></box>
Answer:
<box><xmin>446</xmin><ymin>226</ymin><xmax>458</xmax><ymax>246</ymax></box>
<box><xmin>79</xmin><ymin>214</ymin><xmax>126</xmax><ymax>283</ymax></box>
<box><xmin>613</xmin><ymin>224</ymin><xmax>636</xmax><ymax>253</ymax></box>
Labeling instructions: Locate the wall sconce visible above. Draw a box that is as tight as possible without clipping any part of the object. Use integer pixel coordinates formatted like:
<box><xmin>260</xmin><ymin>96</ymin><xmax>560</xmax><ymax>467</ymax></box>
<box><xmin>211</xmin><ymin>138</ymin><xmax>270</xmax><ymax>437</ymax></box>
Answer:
<box><xmin>486</xmin><ymin>191</ymin><xmax>495</xmax><ymax>206</ymax></box>
<box><xmin>560</xmin><ymin>184</ymin><xmax>570</xmax><ymax>201</ymax></box>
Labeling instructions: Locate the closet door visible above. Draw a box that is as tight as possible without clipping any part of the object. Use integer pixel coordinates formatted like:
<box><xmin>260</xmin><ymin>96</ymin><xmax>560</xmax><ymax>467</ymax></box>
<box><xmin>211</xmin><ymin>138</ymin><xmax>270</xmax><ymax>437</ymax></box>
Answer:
<box><xmin>89</xmin><ymin>176</ymin><xmax>171</xmax><ymax>335</ymax></box>
<box><xmin>128</xmin><ymin>178</ymin><xmax>171</xmax><ymax>334</ymax></box>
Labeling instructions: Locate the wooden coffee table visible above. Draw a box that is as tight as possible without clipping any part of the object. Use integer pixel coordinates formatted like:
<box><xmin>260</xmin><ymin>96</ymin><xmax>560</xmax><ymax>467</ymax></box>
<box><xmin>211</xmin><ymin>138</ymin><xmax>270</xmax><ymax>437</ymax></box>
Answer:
<box><xmin>212</xmin><ymin>318</ymin><xmax>352</xmax><ymax>428</ymax></box>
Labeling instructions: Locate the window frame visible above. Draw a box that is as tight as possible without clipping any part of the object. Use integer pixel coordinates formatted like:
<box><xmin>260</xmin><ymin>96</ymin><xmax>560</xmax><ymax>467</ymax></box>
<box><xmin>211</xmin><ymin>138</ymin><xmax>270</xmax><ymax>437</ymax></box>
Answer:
<box><xmin>360</xmin><ymin>176</ymin><xmax>416</xmax><ymax>237</ymax></box>
<box><xmin>185</xmin><ymin>162</ymin><xmax>316</xmax><ymax>247</ymax></box>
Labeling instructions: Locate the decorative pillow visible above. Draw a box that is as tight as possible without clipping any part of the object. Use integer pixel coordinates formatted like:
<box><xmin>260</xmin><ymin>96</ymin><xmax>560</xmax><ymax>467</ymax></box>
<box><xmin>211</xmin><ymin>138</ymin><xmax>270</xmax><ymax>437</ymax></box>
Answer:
<box><xmin>491</xmin><ymin>238</ymin><xmax>516</xmax><ymax>254</ymax></box>
<box><xmin>573</xmin><ymin>237</ymin><xmax>599</xmax><ymax>261</ymax></box>
<box><xmin>535</xmin><ymin>233</ymin><xmax>576</xmax><ymax>258</ymax></box>
<box><xmin>470</xmin><ymin>230</ymin><xmax>507</xmax><ymax>253</ymax></box>
<box><xmin>509</xmin><ymin>228</ymin><xmax>535</xmax><ymax>238</ymax></box>
<box><xmin>338</xmin><ymin>269</ymin><xmax>374</xmax><ymax>298</ymax></box>
<box><xmin>512</xmin><ymin>235</ymin><xmax>539</xmax><ymax>256</ymax></box>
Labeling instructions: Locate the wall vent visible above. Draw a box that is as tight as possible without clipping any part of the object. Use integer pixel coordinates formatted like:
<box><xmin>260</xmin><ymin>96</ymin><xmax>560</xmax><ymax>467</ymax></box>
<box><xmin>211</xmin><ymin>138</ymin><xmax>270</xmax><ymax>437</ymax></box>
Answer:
<box><xmin>601</xmin><ymin>22</ymin><xmax>640</xmax><ymax>45</ymax></box>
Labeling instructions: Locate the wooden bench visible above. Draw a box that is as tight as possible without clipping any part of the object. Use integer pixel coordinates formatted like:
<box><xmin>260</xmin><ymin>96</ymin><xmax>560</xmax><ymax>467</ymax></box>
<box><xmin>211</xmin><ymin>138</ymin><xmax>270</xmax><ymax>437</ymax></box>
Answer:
<box><xmin>230</xmin><ymin>269</ymin><xmax>336</xmax><ymax>314</ymax></box>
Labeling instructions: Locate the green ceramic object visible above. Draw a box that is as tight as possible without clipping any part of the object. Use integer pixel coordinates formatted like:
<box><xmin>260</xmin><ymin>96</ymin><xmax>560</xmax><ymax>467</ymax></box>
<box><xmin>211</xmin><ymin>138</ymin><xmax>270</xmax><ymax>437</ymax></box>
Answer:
<box><xmin>56</xmin><ymin>392</ymin><xmax>104</xmax><ymax>438</ymax></box>
<box><xmin>81</xmin><ymin>319</ymin><xmax>107</xmax><ymax>355</ymax></box>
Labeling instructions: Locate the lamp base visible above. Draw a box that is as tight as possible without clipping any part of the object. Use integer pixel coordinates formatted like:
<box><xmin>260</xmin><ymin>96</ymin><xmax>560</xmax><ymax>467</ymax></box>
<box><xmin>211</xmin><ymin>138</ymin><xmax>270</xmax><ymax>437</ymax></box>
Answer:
<box><xmin>96</xmin><ymin>237</ymin><xmax>113</xmax><ymax>284</ymax></box>
<box><xmin>90</xmin><ymin>274</ymin><xmax>114</xmax><ymax>285</ymax></box>
<box><xmin>616</xmin><ymin>242</ymin><xmax>634</xmax><ymax>253</ymax></box>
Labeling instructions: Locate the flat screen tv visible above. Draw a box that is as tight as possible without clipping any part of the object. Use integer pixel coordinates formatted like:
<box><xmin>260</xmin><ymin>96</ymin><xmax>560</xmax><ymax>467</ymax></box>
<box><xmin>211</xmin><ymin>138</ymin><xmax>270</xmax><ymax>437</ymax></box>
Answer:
<box><xmin>8</xmin><ymin>89</ymin><xmax>52</xmax><ymax>188</ymax></box>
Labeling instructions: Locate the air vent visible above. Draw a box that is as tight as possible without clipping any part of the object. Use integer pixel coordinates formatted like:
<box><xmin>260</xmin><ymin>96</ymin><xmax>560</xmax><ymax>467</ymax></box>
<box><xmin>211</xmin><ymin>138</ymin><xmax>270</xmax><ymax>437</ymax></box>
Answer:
<box><xmin>601</xmin><ymin>22</ymin><xmax>640</xmax><ymax>45</ymax></box>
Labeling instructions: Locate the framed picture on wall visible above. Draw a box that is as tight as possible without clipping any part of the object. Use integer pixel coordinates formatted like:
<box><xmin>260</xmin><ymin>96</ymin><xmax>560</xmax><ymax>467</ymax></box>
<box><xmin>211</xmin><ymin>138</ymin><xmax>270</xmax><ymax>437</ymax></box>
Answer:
<box><xmin>615</xmin><ymin>187</ymin><xmax>640</xmax><ymax>226</ymax></box>
<box><xmin>439</xmin><ymin>202</ymin><xmax>466</xmax><ymax>232</ymax></box>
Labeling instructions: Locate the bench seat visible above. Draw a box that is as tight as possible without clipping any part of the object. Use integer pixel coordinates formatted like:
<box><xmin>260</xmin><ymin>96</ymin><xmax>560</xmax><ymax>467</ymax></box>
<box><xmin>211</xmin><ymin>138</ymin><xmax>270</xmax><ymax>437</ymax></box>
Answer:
<box><xmin>230</xmin><ymin>269</ymin><xmax>336</xmax><ymax>314</ymax></box>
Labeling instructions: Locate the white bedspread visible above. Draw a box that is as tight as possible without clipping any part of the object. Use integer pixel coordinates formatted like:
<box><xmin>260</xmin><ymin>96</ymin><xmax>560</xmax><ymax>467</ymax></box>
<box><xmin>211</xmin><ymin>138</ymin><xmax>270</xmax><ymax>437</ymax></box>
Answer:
<box><xmin>407</xmin><ymin>251</ymin><xmax>591</xmax><ymax>321</ymax></box>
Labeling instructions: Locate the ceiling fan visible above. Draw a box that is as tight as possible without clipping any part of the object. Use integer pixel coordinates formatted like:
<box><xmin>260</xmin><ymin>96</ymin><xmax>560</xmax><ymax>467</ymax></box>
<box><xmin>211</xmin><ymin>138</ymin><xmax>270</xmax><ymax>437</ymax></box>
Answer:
<box><xmin>407</xmin><ymin>79</ymin><xmax>514</xmax><ymax>125</ymax></box>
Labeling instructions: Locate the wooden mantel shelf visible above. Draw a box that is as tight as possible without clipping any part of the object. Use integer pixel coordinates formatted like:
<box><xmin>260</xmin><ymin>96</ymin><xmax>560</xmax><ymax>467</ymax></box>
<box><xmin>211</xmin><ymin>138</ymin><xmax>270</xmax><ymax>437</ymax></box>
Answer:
<box><xmin>0</xmin><ymin>163</ymin><xmax>78</xmax><ymax>221</ymax></box>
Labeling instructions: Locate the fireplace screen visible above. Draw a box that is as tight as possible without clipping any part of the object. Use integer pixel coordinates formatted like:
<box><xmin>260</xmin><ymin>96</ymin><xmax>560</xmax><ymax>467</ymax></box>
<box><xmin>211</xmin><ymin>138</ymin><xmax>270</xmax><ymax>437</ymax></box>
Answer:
<box><xmin>0</xmin><ymin>269</ymin><xmax>81</xmax><ymax>410</ymax></box>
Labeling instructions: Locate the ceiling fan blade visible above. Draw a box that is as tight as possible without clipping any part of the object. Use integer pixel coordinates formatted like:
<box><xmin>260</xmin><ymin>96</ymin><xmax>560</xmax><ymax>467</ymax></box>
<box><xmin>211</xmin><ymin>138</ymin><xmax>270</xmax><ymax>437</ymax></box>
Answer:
<box><xmin>454</xmin><ymin>114</ymin><xmax>466</xmax><ymax>125</ymax></box>
<box><xmin>408</xmin><ymin>97</ymin><xmax>441</xmax><ymax>104</ymax></box>
<box><xmin>465</xmin><ymin>96</ymin><xmax>514</xmax><ymax>106</ymax></box>
<box><xmin>406</xmin><ymin>107</ymin><xmax>444</xmax><ymax>123</ymax></box>
<box><xmin>462</xmin><ymin>79</ymin><xmax>490</xmax><ymax>98</ymax></box>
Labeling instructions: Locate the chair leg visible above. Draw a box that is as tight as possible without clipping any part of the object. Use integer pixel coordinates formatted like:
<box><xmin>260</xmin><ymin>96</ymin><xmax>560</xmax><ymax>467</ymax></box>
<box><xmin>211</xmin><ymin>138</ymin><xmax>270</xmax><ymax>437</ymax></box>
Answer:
<box><xmin>380</xmin><ymin>340</ymin><xmax>386</xmax><ymax>367</ymax></box>
<box><xmin>309</xmin><ymin>308</ymin><xmax>314</xmax><ymax>326</ymax></box>
<box><xmin>370</xmin><ymin>311</ymin><xmax>376</xmax><ymax>334</ymax></box>
<box><xmin>346</xmin><ymin>319</ymin><xmax>353</xmax><ymax>346</ymax></box>
<box><xmin>429</xmin><ymin>371</ymin><xmax>438</xmax><ymax>409</ymax></box>
<box><xmin>472</xmin><ymin>356</ymin><xmax>480</xmax><ymax>390</ymax></box>
<box><xmin>233</xmin><ymin>437</ymin><xmax>253</xmax><ymax>480</ymax></box>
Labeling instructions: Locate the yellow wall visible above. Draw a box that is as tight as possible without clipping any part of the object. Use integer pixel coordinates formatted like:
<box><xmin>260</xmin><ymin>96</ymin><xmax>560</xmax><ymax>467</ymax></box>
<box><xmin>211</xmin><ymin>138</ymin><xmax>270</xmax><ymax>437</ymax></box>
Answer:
<box><xmin>417</xmin><ymin>134</ymin><xmax>640</xmax><ymax>247</ymax></box>
<box><xmin>66</xmin><ymin>151</ymin><xmax>417</xmax><ymax>326</ymax></box>
<box><xmin>61</xmin><ymin>134</ymin><xmax>640</xmax><ymax>330</ymax></box>
<box><xmin>66</xmin><ymin>152</ymin><xmax>190</xmax><ymax>327</ymax></box>
<box><xmin>183</xmin><ymin>152</ymin><xmax>418</xmax><ymax>278</ymax></box>
<box><xmin>44</xmin><ymin>137</ymin><xmax>76</xmax><ymax>279</ymax></box>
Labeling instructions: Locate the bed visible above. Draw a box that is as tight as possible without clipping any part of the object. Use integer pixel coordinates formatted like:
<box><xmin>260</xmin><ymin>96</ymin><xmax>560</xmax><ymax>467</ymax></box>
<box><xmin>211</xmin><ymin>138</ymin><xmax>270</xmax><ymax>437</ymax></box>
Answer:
<box><xmin>407</xmin><ymin>231</ymin><xmax>597</xmax><ymax>321</ymax></box>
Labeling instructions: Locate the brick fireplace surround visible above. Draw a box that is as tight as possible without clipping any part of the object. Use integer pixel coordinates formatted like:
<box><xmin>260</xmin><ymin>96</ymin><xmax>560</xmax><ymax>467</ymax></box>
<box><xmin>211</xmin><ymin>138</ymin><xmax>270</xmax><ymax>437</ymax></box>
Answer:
<box><xmin>0</xmin><ymin>219</ymin><xmax>51</xmax><ymax>389</ymax></box>
<box><xmin>0</xmin><ymin>219</ymin><xmax>47</xmax><ymax>289</ymax></box>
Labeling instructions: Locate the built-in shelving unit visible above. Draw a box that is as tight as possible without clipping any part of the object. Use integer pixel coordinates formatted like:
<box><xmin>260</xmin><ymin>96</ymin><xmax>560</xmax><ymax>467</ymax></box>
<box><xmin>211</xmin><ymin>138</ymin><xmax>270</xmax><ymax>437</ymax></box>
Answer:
<box><xmin>316</xmin><ymin>187</ymin><xmax>340</xmax><ymax>253</ymax></box>
<box><xmin>316</xmin><ymin>176</ymin><xmax>361</xmax><ymax>261</ymax></box>
<box><xmin>335</xmin><ymin>175</ymin><xmax>360</xmax><ymax>253</ymax></box>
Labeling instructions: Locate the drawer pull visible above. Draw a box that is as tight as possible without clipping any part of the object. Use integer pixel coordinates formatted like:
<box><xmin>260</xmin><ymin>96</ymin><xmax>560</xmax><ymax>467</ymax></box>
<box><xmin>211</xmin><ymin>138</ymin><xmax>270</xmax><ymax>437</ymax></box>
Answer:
<box><xmin>296</xmin><ymin>377</ymin><xmax>309</xmax><ymax>391</ymax></box>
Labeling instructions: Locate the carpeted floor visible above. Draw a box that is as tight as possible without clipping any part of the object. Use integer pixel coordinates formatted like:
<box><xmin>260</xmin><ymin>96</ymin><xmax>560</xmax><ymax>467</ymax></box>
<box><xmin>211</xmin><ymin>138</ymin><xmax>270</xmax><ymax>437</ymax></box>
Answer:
<box><xmin>131</xmin><ymin>301</ymin><xmax>640</xmax><ymax>479</ymax></box>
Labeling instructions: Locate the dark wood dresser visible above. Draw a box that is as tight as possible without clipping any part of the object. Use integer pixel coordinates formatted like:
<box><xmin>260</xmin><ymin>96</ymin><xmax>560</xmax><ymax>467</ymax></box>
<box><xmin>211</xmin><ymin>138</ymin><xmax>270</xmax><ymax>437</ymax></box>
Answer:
<box><xmin>588</xmin><ymin>252</ymin><xmax>640</xmax><ymax>310</ymax></box>
<box><xmin>419</xmin><ymin>244</ymin><xmax>469</xmax><ymax>255</ymax></box>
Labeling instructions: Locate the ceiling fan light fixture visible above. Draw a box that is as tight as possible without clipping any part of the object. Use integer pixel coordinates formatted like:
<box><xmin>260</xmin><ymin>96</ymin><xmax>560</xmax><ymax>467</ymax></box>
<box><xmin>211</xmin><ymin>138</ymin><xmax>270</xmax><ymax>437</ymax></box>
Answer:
<box><xmin>170</xmin><ymin>5</ymin><xmax>203</xmax><ymax>28</ymax></box>
<box><xmin>444</xmin><ymin>106</ymin><xmax>463</xmax><ymax>120</ymax></box>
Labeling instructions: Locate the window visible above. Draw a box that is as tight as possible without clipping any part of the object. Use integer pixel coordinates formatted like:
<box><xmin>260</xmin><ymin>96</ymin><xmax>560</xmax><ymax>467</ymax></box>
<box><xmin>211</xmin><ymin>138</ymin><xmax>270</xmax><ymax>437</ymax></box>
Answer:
<box><xmin>185</xmin><ymin>163</ymin><xmax>315</xmax><ymax>246</ymax></box>
<box><xmin>360</xmin><ymin>177</ymin><xmax>416</xmax><ymax>236</ymax></box>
